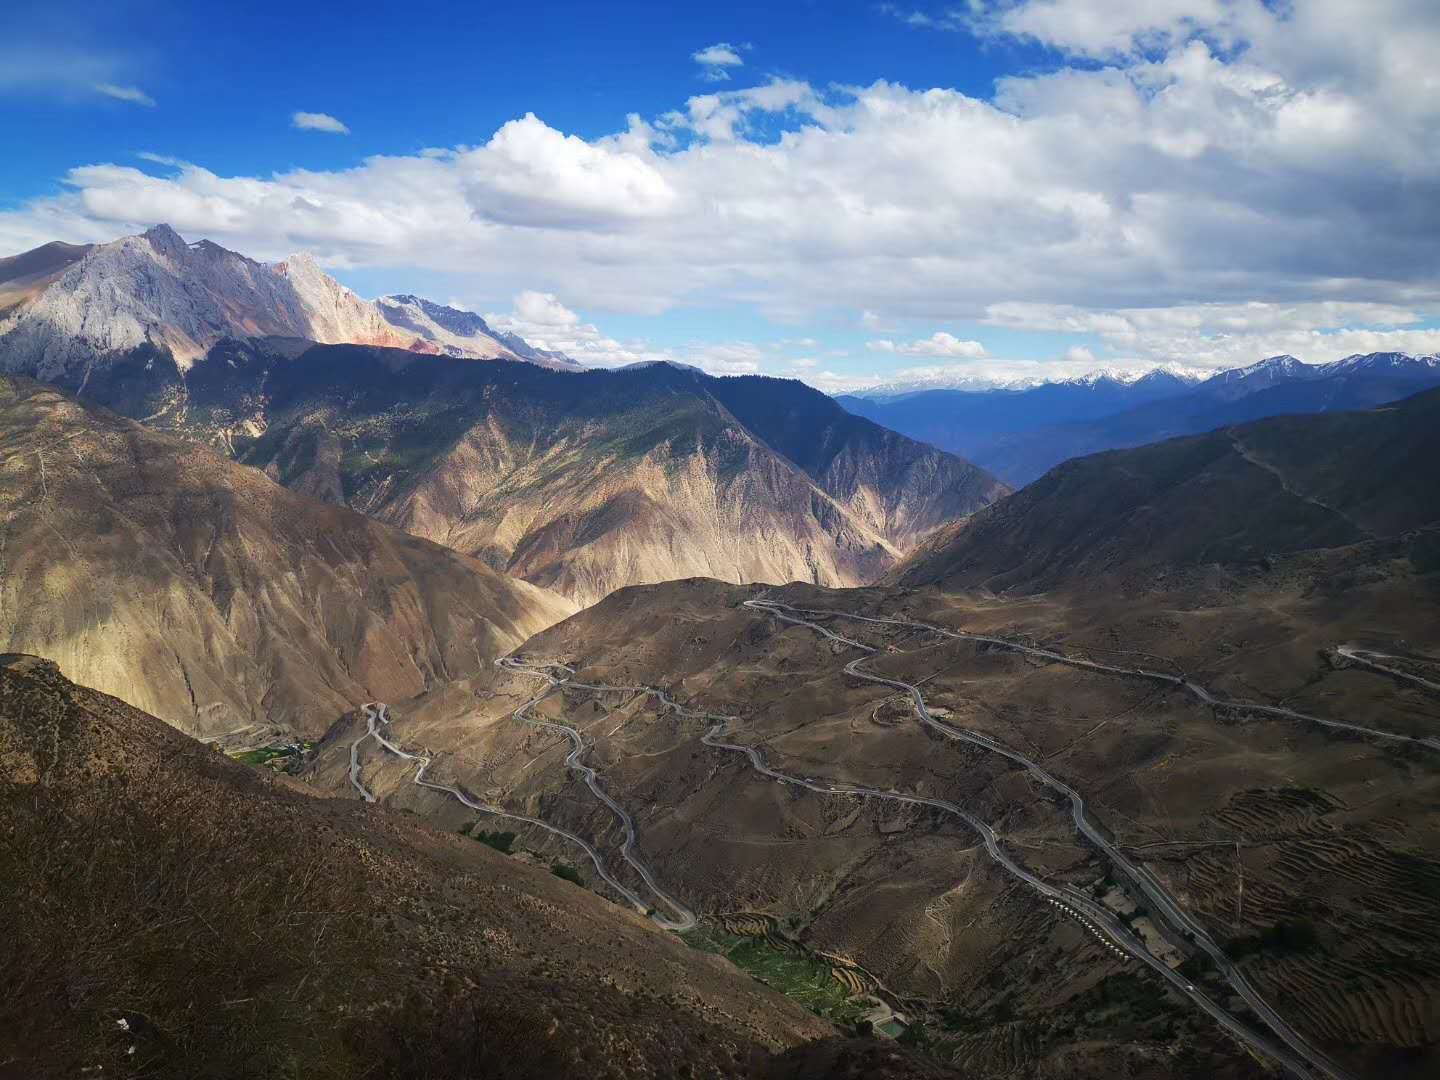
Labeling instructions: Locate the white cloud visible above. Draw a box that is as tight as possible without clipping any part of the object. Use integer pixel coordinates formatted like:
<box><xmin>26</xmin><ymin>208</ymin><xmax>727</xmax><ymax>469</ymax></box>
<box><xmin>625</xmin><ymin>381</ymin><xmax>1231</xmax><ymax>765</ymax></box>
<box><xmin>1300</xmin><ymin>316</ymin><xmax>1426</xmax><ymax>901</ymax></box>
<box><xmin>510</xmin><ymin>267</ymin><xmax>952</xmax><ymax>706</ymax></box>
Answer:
<box><xmin>692</xmin><ymin>42</ymin><xmax>745</xmax><ymax>82</ymax></box>
<box><xmin>467</xmin><ymin>113</ymin><xmax>677</xmax><ymax>226</ymax></box>
<box><xmin>484</xmin><ymin>293</ymin><xmax>769</xmax><ymax>376</ymax></box>
<box><xmin>486</xmin><ymin>294</ymin><xmax>640</xmax><ymax>367</ymax></box>
<box><xmin>984</xmin><ymin>299</ymin><xmax>1440</xmax><ymax>371</ymax></box>
<box><xmin>1062</xmin><ymin>344</ymin><xmax>1096</xmax><ymax>364</ymax></box>
<box><xmin>4</xmin><ymin>3</ymin><xmax>1439</xmax><ymax>382</ymax></box>
<box><xmin>292</xmin><ymin>111</ymin><xmax>350</xmax><ymax>134</ymax></box>
<box><xmin>94</xmin><ymin>82</ymin><xmax>155</xmax><ymax>106</ymax></box>
<box><xmin>878</xmin><ymin>4</ymin><xmax>968</xmax><ymax>31</ymax></box>
<box><xmin>971</xmin><ymin>0</ymin><xmax>1263</xmax><ymax>58</ymax></box>
<box><xmin>868</xmin><ymin>332</ymin><xmax>989</xmax><ymax>358</ymax></box>
<box><xmin>688</xmin><ymin>341</ymin><xmax>765</xmax><ymax>375</ymax></box>
<box><xmin>790</xmin><ymin>357</ymin><xmax>819</xmax><ymax>369</ymax></box>
<box><xmin>511</xmin><ymin>290</ymin><xmax>580</xmax><ymax>328</ymax></box>
<box><xmin>805</xmin><ymin>371</ymin><xmax>887</xmax><ymax>394</ymax></box>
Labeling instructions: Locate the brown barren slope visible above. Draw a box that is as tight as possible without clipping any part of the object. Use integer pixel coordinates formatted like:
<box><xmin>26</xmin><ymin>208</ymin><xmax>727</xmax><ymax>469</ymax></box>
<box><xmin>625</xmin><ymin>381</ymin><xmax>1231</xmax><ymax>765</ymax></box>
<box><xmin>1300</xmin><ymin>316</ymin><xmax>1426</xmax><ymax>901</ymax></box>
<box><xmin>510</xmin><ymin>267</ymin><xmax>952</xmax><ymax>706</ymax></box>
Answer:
<box><xmin>0</xmin><ymin>652</ymin><xmax>966</xmax><ymax>1079</ymax></box>
<box><xmin>320</xmin><ymin>393</ymin><xmax>1440</xmax><ymax>1078</ymax></box>
<box><xmin>889</xmin><ymin>386</ymin><xmax>1440</xmax><ymax>595</ymax></box>
<box><xmin>0</xmin><ymin>375</ymin><xmax>574</xmax><ymax>740</ymax></box>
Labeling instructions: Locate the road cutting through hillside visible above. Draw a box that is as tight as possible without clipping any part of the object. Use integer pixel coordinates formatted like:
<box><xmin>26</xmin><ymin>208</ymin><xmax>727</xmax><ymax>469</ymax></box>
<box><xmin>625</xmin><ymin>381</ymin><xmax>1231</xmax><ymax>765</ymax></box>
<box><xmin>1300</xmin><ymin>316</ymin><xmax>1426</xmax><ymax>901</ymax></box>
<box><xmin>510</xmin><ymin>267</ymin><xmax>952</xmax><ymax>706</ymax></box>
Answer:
<box><xmin>347</xmin><ymin>699</ymin><xmax>694</xmax><ymax>931</ymax></box>
<box><xmin>496</xmin><ymin>656</ymin><xmax>698</xmax><ymax>931</ymax></box>
<box><xmin>747</xmin><ymin>600</ymin><xmax>1438</xmax><ymax>751</ymax></box>
<box><xmin>347</xmin><ymin>597</ymin><xmax>1386</xmax><ymax>1078</ymax></box>
<box><xmin>742</xmin><ymin>598</ymin><xmax>1354</xmax><ymax>1080</ymax></box>
<box><xmin>495</xmin><ymin>636</ymin><xmax>1335</xmax><ymax>1079</ymax></box>
<box><xmin>1336</xmin><ymin>644</ymin><xmax>1440</xmax><ymax>694</ymax></box>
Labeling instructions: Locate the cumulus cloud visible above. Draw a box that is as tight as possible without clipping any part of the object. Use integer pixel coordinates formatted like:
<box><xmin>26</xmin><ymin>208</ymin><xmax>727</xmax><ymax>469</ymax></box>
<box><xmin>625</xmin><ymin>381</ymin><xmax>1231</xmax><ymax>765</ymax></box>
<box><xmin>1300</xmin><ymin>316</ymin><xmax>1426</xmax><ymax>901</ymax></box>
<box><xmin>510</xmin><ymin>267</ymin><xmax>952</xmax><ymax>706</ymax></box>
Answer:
<box><xmin>292</xmin><ymin>111</ymin><xmax>350</xmax><ymax>134</ymax></box>
<box><xmin>510</xmin><ymin>289</ymin><xmax>580</xmax><ymax>328</ymax></box>
<box><xmin>485</xmin><ymin>293</ymin><xmax>769</xmax><ymax>376</ymax></box>
<box><xmin>486</xmin><ymin>293</ymin><xmax>638</xmax><ymax>366</ymax></box>
<box><xmin>94</xmin><ymin>82</ymin><xmax>154</xmax><ymax>106</ymax></box>
<box><xmin>984</xmin><ymin>300</ymin><xmax>1440</xmax><ymax>369</ymax></box>
<box><xmin>3</xmin><ymin>2</ymin><xmax>1439</xmax><ymax>380</ymax></box>
<box><xmin>868</xmin><ymin>332</ymin><xmax>989</xmax><ymax>358</ymax></box>
<box><xmin>466</xmin><ymin>113</ymin><xmax>677</xmax><ymax>226</ymax></box>
<box><xmin>970</xmin><ymin>0</ymin><xmax>1263</xmax><ymax>58</ymax></box>
<box><xmin>692</xmin><ymin>42</ymin><xmax>745</xmax><ymax>81</ymax></box>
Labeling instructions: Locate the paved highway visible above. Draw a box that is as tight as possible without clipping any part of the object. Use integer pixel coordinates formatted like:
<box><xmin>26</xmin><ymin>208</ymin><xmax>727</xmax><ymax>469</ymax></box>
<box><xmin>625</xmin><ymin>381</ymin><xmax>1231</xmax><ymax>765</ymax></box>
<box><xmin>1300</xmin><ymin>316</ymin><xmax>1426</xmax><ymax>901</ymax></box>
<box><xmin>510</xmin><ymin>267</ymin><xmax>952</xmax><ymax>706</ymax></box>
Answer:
<box><xmin>347</xmin><ymin>700</ymin><xmax>689</xmax><ymax>928</ymax></box>
<box><xmin>1336</xmin><ymin>644</ymin><xmax>1440</xmax><ymax>695</ymax></box>
<box><xmin>497</xmin><ymin>656</ymin><xmax>698</xmax><ymax>931</ymax></box>
<box><xmin>746</xmin><ymin>600</ymin><xmax>1437</xmax><ymax>751</ymax></box>
<box><xmin>743</xmin><ymin>598</ymin><xmax>1355</xmax><ymax>1080</ymax></box>
<box><xmin>696</xmin><ymin>720</ymin><xmax>1329</xmax><ymax>1075</ymax></box>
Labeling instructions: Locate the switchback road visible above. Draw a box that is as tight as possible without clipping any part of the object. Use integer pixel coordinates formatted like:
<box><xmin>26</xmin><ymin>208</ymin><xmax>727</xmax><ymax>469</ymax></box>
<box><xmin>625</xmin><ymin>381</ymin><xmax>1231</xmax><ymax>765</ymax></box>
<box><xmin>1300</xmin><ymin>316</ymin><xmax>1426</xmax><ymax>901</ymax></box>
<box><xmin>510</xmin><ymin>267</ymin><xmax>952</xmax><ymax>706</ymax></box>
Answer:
<box><xmin>747</xmin><ymin>600</ymin><xmax>1437</xmax><ymax>751</ymax></box>
<box><xmin>497</xmin><ymin>656</ymin><xmax>698</xmax><ymax>931</ymax></box>
<box><xmin>496</xmin><ymin>628</ymin><xmax>1342</xmax><ymax>1079</ymax></box>
<box><xmin>742</xmin><ymin>598</ymin><xmax>1355</xmax><ymax>1080</ymax></box>
<box><xmin>348</xmin><ymin>699</ymin><xmax>692</xmax><ymax>930</ymax></box>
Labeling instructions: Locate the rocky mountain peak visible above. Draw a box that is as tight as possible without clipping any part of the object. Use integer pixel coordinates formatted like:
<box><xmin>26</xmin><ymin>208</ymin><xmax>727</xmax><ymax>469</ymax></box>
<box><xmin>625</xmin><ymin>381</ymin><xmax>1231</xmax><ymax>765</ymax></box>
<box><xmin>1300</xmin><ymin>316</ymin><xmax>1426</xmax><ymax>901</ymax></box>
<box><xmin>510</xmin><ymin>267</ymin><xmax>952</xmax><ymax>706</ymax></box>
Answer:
<box><xmin>0</xmin><ymin>227</ymin><xmax>585</xmax><ymax>383</ymax></box>
<box><xmin>140</xmin><ymin>222</ymin><xmax>187</xmax><ymax>257</ymax></box>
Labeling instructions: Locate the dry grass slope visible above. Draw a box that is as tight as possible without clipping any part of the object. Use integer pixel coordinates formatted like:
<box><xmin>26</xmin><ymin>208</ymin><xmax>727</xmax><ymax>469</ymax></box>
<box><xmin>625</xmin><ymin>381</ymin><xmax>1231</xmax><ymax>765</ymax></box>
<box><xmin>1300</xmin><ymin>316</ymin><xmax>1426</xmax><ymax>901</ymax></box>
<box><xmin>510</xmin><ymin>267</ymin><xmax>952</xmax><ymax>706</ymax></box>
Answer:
<box><xmin>0</xmin><ymin>653</ymin><xmax>964</xmax><ymax>1080</ymax></box>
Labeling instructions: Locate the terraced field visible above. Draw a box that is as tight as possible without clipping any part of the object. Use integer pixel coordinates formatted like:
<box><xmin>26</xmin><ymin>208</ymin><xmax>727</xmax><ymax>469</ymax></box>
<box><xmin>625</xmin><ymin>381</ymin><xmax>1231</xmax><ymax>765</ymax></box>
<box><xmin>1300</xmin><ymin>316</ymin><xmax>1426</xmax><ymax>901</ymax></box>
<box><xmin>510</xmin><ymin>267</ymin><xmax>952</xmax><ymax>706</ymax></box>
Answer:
<box><xmin>684</xmin><ymin>915</ymin><xmax>874</xmax><ymax>1027</ymax></box>
<box><xmin>1163</xmin><ymin>786</ymin><xmax>1440</xmax><ymax>1059</ymax></box>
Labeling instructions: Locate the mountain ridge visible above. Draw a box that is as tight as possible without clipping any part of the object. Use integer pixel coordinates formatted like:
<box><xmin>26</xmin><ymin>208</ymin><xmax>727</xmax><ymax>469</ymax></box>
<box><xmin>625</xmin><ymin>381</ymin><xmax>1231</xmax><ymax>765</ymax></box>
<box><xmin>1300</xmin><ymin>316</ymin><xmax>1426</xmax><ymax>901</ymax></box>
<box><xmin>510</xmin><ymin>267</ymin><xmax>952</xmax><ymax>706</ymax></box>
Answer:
<box><xmin>0</xmin><ymin>373</ymin><xmax>574</xmax><ymax>738</ymax></box>
<box><xmin>888</xmin><ymin>383</ymin><xmax>1440</xmax><ymax>594</ymax></box>
<box><xmin>0</xmin><ymin>225</ymin><xmax>577</xmax><ymax>391</ymax></box>
<box><xmin>842</xmin><ymin>352</ymin><xmax>1440</xmax><ymax>486</ymax></box>
<box><xmin>215</xmin><ymin>344</ymin><xmax>1006</xmax><ymax>604</ymax></box>
<box><xmin>1</xmin><ymin>651</ymin><xmax>964</xmax><ymax>1079</ymax></box>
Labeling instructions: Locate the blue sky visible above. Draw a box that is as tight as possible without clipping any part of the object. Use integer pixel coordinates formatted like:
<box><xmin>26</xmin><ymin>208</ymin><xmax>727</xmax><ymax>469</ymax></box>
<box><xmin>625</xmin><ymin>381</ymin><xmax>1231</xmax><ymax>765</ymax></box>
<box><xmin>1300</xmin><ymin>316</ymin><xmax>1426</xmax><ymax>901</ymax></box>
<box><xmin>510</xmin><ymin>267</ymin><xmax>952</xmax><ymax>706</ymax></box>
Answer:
<box><xmin>4</xmin><ymin>1</ymin><xmax>1041</xmax><ymax>194</ymax></box>
<box><xmin>4</xmin><ymin>0</ymin><xmax>1440</xmax><ymax>391</ymax></box>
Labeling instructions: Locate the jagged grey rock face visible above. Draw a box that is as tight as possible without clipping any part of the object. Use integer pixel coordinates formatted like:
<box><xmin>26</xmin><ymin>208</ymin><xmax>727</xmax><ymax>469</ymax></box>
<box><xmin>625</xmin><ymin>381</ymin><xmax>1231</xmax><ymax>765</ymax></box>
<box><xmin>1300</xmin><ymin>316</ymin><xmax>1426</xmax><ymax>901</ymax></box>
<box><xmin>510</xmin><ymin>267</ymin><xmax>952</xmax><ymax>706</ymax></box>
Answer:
<box><xmin>0</xmin><ymin>226</ymin><xmax>315</xmax><ymax>384</ymax></box>
<box><xmin>272</xmin><ymin>253</ymin><xmax>423</xmax><ymax>353</ymax></box>
<box><xmin>373</xmin><ymin>293</ymin><xmax>580</xmax><ymax>368</ymax></box>
<box><xmin>0</xmin><ymin>225</ymin><xmax>574</xmax><ymax>387</ymax></box>
<box><xmin>374</xmin><ymin>293</ymin><xmax>520</xmax><ymax>361</ymax></box>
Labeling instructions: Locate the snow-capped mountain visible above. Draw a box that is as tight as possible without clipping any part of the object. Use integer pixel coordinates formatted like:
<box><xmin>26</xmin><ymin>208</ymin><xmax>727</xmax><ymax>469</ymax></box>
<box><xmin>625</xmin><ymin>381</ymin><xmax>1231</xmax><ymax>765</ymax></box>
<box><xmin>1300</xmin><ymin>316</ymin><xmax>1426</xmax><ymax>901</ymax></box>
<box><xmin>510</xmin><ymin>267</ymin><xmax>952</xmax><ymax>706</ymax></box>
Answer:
<box><xmin>0</xmin><ymin>224</ymin><xmax>576</xmax><ymax>387</ymax></box>
<box><xmin>853</xmin><ymin>363</ymin><xmax>1204</xmax><ymax>401</ymax></box>
<box><xmin>1058</xmin><ymin>366</ymin><xmax>1204</xmax><ymax>391</ymax></box>
<box><xmin>840</xmin><ymin>350</ymin><xmax>1440</xmax><ymax>487</ymax></box>
<box><xmin>1320</xmin><ymin>351</ymin><xmax>1440</xmax><ymax>376</ymax></box>
<box><xmin>1191</xmin><ymin>354</ymin><xmax>1314</xmax><ymax>401</ymax></box>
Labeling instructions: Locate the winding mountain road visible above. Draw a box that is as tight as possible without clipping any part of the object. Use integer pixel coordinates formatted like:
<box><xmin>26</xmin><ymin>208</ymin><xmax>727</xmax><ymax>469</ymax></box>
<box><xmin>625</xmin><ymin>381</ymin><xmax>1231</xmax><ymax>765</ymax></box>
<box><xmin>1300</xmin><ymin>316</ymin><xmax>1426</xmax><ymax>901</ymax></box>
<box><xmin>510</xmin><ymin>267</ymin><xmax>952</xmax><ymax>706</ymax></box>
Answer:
<box><xmin>341</xmin><ymin>593</ymin><xmax>1417</xmax><ymax>1078</ymax></box>
<box><xmin>496</xmin><ymin>656</ymin><xmax>698</xmax><ymax>931</ymax></box>
<box><xmin>347</xmin><ymin>699</ymin><xmax>694</xmax><ymax>930</ymax></box>
<box><xmin>742</xmin><ymin>598</ymin><xmax>1356</xmax><ymax>1080</ymax></box>
<box><xmin>748</xmin><ymin>600</ymin><xmax>1438</xmax><ymax>751</ymax></box>
<box><xmin>1336</xmin><ymin>644</ymin><xmax>1440</xmax><ymax>695</ymax></box>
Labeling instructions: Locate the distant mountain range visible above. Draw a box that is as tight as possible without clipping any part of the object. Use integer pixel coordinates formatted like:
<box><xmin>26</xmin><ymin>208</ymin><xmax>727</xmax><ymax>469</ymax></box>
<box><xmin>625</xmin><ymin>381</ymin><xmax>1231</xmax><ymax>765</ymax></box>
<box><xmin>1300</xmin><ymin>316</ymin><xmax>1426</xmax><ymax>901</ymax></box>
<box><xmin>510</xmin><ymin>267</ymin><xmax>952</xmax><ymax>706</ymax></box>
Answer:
<box><xmin>846</xmin><ymin>364</ymin><xmax>1204</xmax><ymax>400</ymax></box>
<box><xmin>890</xmin><ymin>381</ymin><xmax>1440</xmax><ymax>593</ymax></box>
<box><xmin>180</xmin><ymin>341</ymin><xmax>1004</xmax><ymax>605</ymax></box>
<box><xmin>841</xmin><ymin>353</ymin><xmax>1440</xmax><ymax>486</ymax></box>
<box><xmin>0</xmin><ymin>225</ymin><xmax>1005</xmax><ymax>606</ymax></box>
